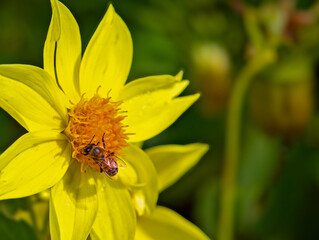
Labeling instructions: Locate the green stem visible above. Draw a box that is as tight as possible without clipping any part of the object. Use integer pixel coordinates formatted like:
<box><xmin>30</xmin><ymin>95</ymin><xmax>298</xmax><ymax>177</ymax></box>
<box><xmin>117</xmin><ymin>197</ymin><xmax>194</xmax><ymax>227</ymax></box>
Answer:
<box><xmin>27</xmin><ymin>198</ymin><xmax>41</xmax><ymax>239</ymax></box>
<box><xmin>244</xmin><ymin>7</ymin><xmax>264</xmax><ymax>52</ymax></box>
<box><xmin>217</xmin><ymin>49</ymin><xmax>275</xmax><ymax>240</ymax></box>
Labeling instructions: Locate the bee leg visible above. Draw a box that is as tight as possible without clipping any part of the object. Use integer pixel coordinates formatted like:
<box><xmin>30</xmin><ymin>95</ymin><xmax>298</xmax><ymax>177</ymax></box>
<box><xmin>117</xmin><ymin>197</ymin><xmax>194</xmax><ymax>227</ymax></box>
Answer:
<box><xmin>106</xmin><ymin>152</ymin><xmax>115</xmax><ymax>158</ymax></box>
<box><xmin>100</xmin><ymin>166</ymin><xmax>103</xmax><ymax>173</ymax></box>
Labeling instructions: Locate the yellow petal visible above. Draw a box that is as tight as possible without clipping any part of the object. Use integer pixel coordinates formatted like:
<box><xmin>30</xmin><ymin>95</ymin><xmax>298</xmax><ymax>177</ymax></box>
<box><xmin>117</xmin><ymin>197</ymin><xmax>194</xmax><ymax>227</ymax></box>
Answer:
<box><xmin>0</xmin><ymin>64</ymin><xmax>68</xmax><ymax>127</ymax></box>
<box><xmin>122</xmin><ymin>88</ymin><xmax>199</xmax><ymax>142</ymax></box>
<box><xmin>175</xmin><ymin>70</ymin><xmax>184</xmax><ymax>81</ymax></box>
<box><xmin>90</xmin><ymin>172</ymin><xmax>136</xmax><ymax>240</ymax></box>
<box><xmin>0</xmin><ymin>131</ymin><xmax>71</xmax><ymax>200</ymax></box>
<box><xmin>145</xmin><ymin>143</ymin><xmax>209</xmax><ymax>192</ymax></box>
<box><xmin>79</xmin><ymin>4</ymin><xmax>132</xmax><ymax>98</ymax></box>
<box><xmin>120</xmin><ymin>144</ymin><xmax>158</xmax><ymax>216</ymax></box>
<box><xmin>135</xmin><ymin>206</ymin><xmax>210</xmax><ymax>240</ymax></box>
<box><xmin>119</xmin><ymin>74</ymin><xmax>186</xmax><ymax>100</ymax></box>
<box><xmin>0</xmin><ymin>65</ymin><xmax>67</xmax><ymax>131</ymax></box>
<box><xmin>50</xmin><ymin>162</ymin><xmax>98</xmax><ymax>240</ymax></box>
<box><xmin>119</xmin><ymin>74</ymin><xmax>190</xmax><ymax>142</ymax></box>
<box><xmin>44</xmin><ymin>0</ymin><xmax>81</xmax><ymax>103</ymax></box>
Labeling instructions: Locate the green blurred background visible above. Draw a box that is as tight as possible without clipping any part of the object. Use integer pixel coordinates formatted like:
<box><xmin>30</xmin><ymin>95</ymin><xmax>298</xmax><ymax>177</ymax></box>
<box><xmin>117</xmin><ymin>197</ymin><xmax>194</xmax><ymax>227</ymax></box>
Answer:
<box><xmin>1</xmin><ymin>0</ymin><xmax>319</xmax><ymax>239</ymax></box>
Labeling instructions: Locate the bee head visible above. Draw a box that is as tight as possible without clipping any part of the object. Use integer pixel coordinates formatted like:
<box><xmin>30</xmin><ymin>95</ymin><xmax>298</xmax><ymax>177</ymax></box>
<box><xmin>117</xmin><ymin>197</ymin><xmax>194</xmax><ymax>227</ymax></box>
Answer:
<box><xmin>81</xmin><ymin>144</ymin><xmax>95</xmax><ymax>155</ymax></box>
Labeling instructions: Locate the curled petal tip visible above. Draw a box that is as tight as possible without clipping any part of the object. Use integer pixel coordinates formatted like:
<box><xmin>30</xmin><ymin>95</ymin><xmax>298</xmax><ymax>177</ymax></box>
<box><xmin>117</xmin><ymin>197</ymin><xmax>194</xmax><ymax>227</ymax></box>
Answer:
<box><xmin>176</xmin><ymin>70</ymin><xmax>184</xmax><ymax>80</ymax></box>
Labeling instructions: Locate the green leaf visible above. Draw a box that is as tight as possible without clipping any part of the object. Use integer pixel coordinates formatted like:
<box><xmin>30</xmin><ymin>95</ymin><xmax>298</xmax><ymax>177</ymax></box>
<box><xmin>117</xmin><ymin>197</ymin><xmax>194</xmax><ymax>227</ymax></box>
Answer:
<box><xmin>237</xmin><ymin>125</ymin><xmax>281</xmax><ymax>230</ymax></box>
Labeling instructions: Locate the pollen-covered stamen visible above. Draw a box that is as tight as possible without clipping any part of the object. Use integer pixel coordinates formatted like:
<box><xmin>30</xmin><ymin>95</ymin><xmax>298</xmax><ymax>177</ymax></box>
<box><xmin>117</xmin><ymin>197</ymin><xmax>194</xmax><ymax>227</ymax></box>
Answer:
<box><xmin>64</xmin><ymin>90</ymin><xmax>130</xmax><ymax>172</ymax></box>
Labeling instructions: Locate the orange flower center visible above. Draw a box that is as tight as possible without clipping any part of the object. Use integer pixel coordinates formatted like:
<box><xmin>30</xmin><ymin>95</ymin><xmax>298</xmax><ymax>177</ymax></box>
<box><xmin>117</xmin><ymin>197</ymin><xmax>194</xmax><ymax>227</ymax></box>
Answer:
<box><xmin>64</xmin><ymin>90</ymin><xmax>129</xmax><ymax>172</ymax></box>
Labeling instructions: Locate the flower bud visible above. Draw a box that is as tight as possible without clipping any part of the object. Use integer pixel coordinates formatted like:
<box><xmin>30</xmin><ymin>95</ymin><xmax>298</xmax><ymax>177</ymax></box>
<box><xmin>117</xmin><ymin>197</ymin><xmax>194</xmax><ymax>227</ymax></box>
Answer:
<box><xmin>192</xmin><ymin>43</ymin><xmax>231</xmax><ymax>116</ymax></box>
<box><xmin>249</xmin><ymin>56</ymin><xmax>314</xmax><ymax>141</ymax></box>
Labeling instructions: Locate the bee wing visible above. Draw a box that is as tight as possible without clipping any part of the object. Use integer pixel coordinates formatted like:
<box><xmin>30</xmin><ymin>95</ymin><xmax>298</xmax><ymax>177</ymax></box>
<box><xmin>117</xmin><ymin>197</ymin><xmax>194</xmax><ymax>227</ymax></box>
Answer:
<box><xmin>115</xmin><ymin>157</ymin><xmax>127</xmax><ymax>169</ymax></box>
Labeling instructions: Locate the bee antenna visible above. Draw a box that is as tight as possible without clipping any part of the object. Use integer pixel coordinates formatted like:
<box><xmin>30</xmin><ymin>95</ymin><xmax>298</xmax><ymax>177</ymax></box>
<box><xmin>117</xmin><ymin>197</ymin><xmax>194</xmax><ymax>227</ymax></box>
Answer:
<box><xmin>79</xmin><ymin>135</ymin><xmax>96</xmax><ymax>152</ymax></box>
<box><xmin>89</xmin><ymin>135</ymin><xmax>95</xmax><ymax>144</ymax></box>
<box><xmin>102</xmin><ymin>133</ymin><xmax>106</xmax><ymax>149</ymax></box>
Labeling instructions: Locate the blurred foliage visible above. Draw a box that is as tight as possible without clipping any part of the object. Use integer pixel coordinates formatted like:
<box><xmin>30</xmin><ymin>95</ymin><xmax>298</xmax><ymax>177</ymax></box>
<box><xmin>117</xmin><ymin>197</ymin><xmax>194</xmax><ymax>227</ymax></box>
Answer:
<box><xmin>0</xmin><ymin>194</ymin><xmax>49</xmax><ymax>239</ymax></box>
<box><xmin>1</xmin><ymin>0</ymin><xmax>319</xmax><ymax>239</ymax></box>
<box><xmin>0</xmin><ymin>213</ymin><xmax>37</xmax><ymax>240</ymax></box>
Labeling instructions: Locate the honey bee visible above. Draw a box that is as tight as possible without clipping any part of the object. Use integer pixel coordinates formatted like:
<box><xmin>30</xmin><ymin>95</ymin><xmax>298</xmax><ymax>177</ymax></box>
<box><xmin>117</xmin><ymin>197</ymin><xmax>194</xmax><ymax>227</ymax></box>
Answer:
<box><xmin>80</xmin><ymin>134</ymin><xmax>126</xmax><ymax>177</ymax></box>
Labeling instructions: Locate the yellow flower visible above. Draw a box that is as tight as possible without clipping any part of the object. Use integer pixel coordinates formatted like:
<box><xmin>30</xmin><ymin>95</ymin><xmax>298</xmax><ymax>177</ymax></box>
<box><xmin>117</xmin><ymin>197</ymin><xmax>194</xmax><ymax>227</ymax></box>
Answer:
<box><xmin>0</xmin><ymin>0</ymin><xmax>202</xmax><ymax>239</ymax></box>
